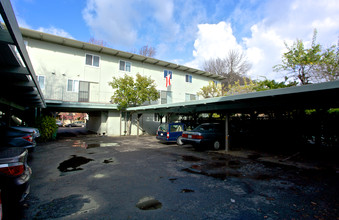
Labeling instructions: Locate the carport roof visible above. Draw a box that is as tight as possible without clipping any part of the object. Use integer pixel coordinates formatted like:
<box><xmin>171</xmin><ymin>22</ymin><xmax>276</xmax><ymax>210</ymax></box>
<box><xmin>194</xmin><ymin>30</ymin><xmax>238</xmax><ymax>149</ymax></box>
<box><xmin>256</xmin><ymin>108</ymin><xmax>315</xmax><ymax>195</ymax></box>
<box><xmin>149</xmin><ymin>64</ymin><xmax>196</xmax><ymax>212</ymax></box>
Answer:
<box><xmin>0</xmin><ymin>0</ymin><xmax>45</xmax><ymax>109</ymax></box>
<box><xmin>127</xmin><ymin>80</ymin><xmax>339</xmax><ymax>114</ymax></box>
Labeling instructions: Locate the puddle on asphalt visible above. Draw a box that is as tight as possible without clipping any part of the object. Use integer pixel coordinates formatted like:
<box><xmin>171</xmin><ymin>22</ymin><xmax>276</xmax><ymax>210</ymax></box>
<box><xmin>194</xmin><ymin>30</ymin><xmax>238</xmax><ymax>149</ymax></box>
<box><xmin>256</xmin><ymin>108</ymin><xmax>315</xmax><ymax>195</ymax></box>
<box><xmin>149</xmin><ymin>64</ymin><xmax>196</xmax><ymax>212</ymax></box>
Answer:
<box><xmin>136</xmin><ymin>197</ymin><xmax>162</xmax><ymax>210</ymax></box>
<box><xmin>181</xmin><ymin>158</ymin><xmax>278</xmax><ymax>181</ymax></box>
<box><xmin>58</xmin><ymin>155</ymin><xmax>93</xmax><ymax>173</ymax></box>
<box><xmin>182</xmin><ymin>155</ymin><xmax>205</xmax><ymax>162</ymax></box>
<box><xmin>103</xmin><ymin>158</ymin><xmax>114</xmax><ymax>164</ymax></box>
<box><xmin>181</xmin><ymin>189</ymin><xmax>194</xmax><ymax>193</ymax></box>
<box><xmin>169</xmin><ymin>178</ymin><xmax>177</xmax><ymax>183</ymax></box>
<box><xmin>181</xmin><ymin>159</ymin><xmax>244</xmax><ymax>180</ymax></box>
<box><xmin>182</xmin><ymin>167</ymin><xmax>241</xmax><ymax>180</ymax></box>
<box><xmin>72</xmin><ymin>141</ymin><xmax>120</xmax><ymax>149</ymax></box>
<box><xmin>34</xmin><ymin>194</ymin><xmax>93</xmax><ymax>219</ymax></box>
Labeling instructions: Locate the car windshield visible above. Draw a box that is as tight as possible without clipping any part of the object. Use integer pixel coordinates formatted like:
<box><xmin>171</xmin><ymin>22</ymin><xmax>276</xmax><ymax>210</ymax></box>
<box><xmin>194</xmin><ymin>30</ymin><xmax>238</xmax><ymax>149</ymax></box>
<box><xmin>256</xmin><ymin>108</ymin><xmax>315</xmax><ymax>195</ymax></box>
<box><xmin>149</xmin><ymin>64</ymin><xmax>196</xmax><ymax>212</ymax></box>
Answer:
<box><xmin>169</xmin><ymin>124</ymin><xmax>184</xmax><ymax>132</ymax></box>
<box><xmin>158</xmin><ymin>124</ymin><xmax>168</xmax><ymax>132</ymax></box>
<box><xmin>193</xmin><ymin>124</ymin><xmax>220</xmax><ymax>132</ymax></box>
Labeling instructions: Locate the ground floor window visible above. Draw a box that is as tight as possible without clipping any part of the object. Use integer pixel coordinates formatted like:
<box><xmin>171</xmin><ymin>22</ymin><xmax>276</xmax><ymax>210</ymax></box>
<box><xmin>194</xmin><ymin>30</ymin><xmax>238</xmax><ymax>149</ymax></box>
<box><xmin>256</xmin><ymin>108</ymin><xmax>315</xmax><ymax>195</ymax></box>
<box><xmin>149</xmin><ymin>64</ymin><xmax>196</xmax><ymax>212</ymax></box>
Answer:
<box><xmin>160</xmin><ymin>91</ymin><xmax>172</xmax><ymax>104</ymax></box>
<box><xmin>185</xmin><ymin>93</ymin><xmax>197</xmax><ymax>101</ymax></box>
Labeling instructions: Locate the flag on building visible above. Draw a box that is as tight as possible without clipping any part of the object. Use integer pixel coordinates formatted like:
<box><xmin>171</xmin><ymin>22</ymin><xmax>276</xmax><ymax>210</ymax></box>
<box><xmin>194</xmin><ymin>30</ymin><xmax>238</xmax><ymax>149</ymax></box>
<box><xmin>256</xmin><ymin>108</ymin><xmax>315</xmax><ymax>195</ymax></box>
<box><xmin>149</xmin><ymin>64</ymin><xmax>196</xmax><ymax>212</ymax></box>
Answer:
<box><xmin>166</xmin><ymin>73</ymin><xmax>171</xmax><ymax>87</ymax></box>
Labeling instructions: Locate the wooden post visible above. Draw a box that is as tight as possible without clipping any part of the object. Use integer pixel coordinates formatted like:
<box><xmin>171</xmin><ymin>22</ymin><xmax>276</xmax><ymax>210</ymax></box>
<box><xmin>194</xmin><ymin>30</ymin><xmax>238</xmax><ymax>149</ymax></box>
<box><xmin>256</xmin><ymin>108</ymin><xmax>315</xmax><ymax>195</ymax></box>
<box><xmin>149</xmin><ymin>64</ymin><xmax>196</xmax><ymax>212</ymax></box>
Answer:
<box><xmin>225</xmin><ymin>113</ymin><xmax>230</xmax><ymax>152</ymax></box>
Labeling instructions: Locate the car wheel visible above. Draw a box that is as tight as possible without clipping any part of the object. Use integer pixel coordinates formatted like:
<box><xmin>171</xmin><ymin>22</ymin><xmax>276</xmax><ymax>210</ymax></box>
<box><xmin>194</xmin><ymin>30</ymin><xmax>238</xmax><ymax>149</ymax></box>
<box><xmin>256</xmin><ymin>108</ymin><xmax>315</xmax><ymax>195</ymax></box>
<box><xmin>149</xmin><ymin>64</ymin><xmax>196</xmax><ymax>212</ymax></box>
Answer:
<box><xmin>213</xmin><ymin>140</ymin><xmax>221</xmax><ymax>150</ymax></box>
<box><xmin>176</xmin><ymin>136</ymin><xmax>183</xmax><ymax>145</ymax></box>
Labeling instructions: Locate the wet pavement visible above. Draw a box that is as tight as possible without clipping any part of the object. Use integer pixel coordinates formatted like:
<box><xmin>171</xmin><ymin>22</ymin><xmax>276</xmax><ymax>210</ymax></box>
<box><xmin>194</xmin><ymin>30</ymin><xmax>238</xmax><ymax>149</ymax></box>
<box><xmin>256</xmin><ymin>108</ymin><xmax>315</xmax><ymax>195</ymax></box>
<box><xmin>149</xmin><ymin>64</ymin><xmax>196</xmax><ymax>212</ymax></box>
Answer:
<box><xmin>10</xmin><ymin>128</ymin><xmax>338</xmax><ymax>219</ymax></box>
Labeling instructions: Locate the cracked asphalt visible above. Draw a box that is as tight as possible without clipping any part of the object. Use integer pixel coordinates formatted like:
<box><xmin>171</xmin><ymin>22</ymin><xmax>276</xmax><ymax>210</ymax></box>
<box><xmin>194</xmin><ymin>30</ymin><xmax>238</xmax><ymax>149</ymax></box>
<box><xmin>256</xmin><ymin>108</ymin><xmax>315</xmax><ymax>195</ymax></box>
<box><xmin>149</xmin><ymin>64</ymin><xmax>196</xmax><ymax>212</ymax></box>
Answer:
<box><xmin>10</xmin><ymin>127</ymin><xmax>338</xmax><ymax>219</ymax></box>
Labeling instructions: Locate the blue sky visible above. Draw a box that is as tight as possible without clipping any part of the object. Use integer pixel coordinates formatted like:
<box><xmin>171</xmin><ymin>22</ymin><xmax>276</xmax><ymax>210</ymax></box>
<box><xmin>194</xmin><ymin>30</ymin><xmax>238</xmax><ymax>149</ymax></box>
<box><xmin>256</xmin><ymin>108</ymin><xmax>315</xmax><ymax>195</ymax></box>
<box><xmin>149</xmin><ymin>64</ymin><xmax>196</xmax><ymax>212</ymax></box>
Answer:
<box><xmin>11</xmin><ymin>0</ymin><xmax>339</xmax><ymax>81</ymax></box>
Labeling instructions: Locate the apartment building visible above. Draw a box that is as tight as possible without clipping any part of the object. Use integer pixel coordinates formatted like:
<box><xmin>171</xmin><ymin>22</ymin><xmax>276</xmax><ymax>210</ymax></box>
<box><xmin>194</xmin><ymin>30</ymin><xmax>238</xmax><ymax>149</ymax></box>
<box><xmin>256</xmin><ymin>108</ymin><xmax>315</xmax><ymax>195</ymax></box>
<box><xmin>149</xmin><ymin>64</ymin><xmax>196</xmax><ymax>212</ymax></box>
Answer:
<box><xmin>21</xmin><ymin>28</ymin><xmax>224</xmax><ymax>135</ymax></box>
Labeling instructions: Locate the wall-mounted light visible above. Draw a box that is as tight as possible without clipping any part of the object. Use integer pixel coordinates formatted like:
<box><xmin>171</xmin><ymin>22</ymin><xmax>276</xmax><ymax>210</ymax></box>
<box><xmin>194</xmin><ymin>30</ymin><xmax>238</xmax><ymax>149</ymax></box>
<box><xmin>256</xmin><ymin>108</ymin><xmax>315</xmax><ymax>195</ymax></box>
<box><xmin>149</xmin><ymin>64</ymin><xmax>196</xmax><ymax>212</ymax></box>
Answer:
<box><xmin>62</xmin><ymin>73</ymin><xmax>66</xmax><ymax>76</ymax></box>
<box><xmin>51</xmin><ymin>72</ymin><xmax>55</xmax><ymax>75</ymax></box>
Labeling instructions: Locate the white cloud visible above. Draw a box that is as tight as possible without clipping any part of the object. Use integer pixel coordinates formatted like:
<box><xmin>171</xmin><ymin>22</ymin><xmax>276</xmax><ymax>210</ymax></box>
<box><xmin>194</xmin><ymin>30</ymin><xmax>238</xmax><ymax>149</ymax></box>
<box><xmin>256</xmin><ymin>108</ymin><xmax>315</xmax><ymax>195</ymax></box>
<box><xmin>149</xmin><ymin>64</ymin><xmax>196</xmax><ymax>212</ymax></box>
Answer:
<box><xmin>186</xmin><ymin>0</ymin><xmax>339</xmax><ymax>81</ymax></box>
<box><xmin>243</xmin><ymin>0</ymin><xmax>339</xmax><ymax>81</ymax></box>
<box><xmin>37</xmin><ymin>26</ymin><xmax>74</xmax><ymax>39</ymax></box>
<box><xmin>243</xmin><ymin>24</ymin><xmax>286</xmax><ymax>81</ymax></box>
<box><xmin>185</xmin><ymin>21</ymin><xmax>243</xmax><ymax>69</ymax></box>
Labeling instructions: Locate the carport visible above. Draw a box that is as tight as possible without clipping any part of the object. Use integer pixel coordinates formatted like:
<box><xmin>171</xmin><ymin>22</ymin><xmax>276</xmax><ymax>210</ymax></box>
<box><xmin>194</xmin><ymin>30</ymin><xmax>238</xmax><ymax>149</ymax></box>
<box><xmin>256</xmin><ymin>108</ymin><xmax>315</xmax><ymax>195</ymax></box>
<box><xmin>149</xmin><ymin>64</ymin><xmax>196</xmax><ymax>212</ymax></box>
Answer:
<box><xmin>128</xmin><ymin>80</ymin><xmax>339</xmax><ymax>151</ymax></box>
<box><xmin>0</xmin><ymin>0</ymin><xmax>45</xmax><ymax>121</ymax></box>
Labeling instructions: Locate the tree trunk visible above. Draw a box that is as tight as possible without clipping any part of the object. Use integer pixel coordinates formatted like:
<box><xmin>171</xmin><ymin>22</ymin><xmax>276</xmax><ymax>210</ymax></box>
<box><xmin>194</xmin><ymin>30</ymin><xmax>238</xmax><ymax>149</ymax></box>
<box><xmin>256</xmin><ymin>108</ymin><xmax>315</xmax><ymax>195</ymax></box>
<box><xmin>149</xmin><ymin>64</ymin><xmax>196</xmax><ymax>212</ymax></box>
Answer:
<box><xmin>127</xmin><ymin>112</ymin><xmax>132</xmax><ymax>135</ymax></box>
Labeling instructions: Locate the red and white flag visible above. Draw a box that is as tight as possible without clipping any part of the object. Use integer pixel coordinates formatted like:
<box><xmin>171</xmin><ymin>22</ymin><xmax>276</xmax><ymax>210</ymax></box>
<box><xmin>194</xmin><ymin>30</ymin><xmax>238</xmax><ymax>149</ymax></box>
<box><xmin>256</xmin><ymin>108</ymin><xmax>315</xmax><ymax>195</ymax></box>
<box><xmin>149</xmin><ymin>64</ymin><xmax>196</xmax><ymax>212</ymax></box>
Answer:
<box><xmin>166</xmin><ymin>73</ymin><xmax>171</xmax><ymax>87</ymax></box>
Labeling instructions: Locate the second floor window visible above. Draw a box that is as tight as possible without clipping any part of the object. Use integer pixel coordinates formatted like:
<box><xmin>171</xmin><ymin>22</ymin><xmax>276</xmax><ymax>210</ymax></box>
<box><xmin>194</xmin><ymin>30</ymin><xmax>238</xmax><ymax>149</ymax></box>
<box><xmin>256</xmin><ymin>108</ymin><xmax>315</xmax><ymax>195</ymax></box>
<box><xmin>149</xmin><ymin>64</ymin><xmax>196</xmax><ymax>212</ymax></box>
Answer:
<box><xmin>119</xmin><ymin>60</ymin><xmax>131</xmax><ymax>72</ymax></box>
<box><xmin>67</xmin><ymin>79</ymin><xmax>79</xmax><ymax>92</ymax></box>
<box><xmin>186</xmin><ymin>74</ymin><xmax>192</xmax><ymax>83</ymax></box>
<box><xmin>37</xmin><ymin>75</ymin><xmax>45</xmax><ymax>90</ymax></box>
<box><xmin>164</xmin><ymin>70</ymin><xmax>172</xmax><ymax>78</ymax></box>
<box><xmin>85</xmin><ymin>54</ymin><xmax>100</xmax><ymax>67</ymax></box>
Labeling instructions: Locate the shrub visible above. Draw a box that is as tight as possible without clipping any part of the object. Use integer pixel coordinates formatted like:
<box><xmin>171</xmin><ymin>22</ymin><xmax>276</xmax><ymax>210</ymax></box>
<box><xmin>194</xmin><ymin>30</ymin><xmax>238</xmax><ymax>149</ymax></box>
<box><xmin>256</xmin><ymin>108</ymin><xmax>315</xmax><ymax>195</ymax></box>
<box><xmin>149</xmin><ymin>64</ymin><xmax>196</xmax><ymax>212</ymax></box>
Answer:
<box><xmin>35</xmin><ymin>116</ymin><xmax>58</xmax><ymax>142</ymax></box>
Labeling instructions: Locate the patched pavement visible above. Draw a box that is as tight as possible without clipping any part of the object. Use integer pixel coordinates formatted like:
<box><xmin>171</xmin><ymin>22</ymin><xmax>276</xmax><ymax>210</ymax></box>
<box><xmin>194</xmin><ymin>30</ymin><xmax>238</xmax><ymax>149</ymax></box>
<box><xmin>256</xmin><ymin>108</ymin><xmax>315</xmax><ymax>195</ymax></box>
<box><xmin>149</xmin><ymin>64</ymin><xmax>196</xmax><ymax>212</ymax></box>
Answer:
<box><xmin>15</xmin><ymin>128</ymin><xmax>338</xmax><ymax>219</ymax></box>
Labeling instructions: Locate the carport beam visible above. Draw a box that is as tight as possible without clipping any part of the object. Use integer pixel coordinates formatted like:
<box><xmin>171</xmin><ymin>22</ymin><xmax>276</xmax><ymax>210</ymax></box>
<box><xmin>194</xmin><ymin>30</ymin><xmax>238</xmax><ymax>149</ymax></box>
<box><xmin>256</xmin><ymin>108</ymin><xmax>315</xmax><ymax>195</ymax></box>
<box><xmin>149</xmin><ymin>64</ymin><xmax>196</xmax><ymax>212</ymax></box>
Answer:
<box><xmin>225</xmin><ymin>114</ymin><xmax>229</xmax><ymax>152</ymax></box>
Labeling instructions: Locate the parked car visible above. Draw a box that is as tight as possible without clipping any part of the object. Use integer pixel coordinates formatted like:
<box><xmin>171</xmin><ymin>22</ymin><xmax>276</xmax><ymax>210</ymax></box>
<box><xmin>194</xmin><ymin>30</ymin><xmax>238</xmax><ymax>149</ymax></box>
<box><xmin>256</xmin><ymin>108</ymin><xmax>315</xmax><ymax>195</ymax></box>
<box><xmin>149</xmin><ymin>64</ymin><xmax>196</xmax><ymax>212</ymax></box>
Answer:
<box><xmin>65</xmin><ymin>121</ymin><xmax>85</xmax><ymax>127</ymax></box>
<box><xmin>181</xmin><ymin>123</ymin><xmax>225</xmax><ymax>150</ymax></box>
<box><xmin>0</xmin><ymin>123</ymin><xmax>36</xmax><ymax>151</ymax></box>
<box><xmin>10</xmin><ymin>126</ymin><xmax>40</xmax><ymax>139</ymax></box>
<box><xmin>56</xmin><ymin>120</ymin><xmax>63</xmax><ymax>127</ymax></box>
<box><xmin>156</xmin><ymin>122</ymin><xmax>186</xmax><ymax>145</ymax></box>
<box><xmin>0</xmin><ymin>146</ymin><xmax>31</xmax><ymax>219</ymax></box>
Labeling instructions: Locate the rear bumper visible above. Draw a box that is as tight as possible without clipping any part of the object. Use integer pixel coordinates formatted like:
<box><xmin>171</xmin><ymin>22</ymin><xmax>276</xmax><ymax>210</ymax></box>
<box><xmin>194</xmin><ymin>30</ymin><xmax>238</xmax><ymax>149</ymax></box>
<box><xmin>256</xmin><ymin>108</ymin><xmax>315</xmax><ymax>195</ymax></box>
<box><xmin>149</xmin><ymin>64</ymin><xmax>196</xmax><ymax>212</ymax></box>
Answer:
<box><xmin>156</xmin><ymin>136</ymin><xmax>175</xmax><ymax>143</ymax></box>
<box><xmin>0</xmin><ymin>165</ymin><xmax>31</xmax><ymax>203</ymax></box>
<box><xmin>181</xmin><ymin>138</ymin><xmax>203</xmax><ymax>145</ymax></box>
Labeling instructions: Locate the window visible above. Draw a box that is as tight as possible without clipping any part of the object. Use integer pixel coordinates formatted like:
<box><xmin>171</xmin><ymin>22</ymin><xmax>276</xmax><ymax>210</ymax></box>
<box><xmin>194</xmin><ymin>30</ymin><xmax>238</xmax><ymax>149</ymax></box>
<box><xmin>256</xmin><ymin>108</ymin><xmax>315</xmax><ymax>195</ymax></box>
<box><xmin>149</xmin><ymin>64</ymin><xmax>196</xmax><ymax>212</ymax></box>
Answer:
<box><xmin>185</xmin><ymin>74</ymin><xmax>192</xmax><ymax>83</ymax></box>
<box><xmin>119</xmin><ymin>60</ymin><xmax>131</xmax><ymax>72</ymax></box>
<box><xmin>85</xmin><ymin>54</ymin><xmax>100</xmax><ymax>67</ymax></box>
<box><xmin>185</xmin><ymin>93</ymin><xmax>197</xmax><ymax>101</ymax></box>
<box><xmin>160</xmin><ymin>91</ymin><xmax>172</xmax><ymax>104</ymax></box>
<box><xmin>164</xmin><ymin>70</ymin><xmax>172</xmax><ymax>79</ymax></box>
<box><xmin>154</xmin><ymin>113</ymin><xmax>160</xmax><ymax>121</ymax></box>
<box><xmin>67</xmin><ymin>79</ymin><xmax>79</xmax><ymax>92</ymax></box>
<box><xmin>37</xmin><ymin>75</ymin><xmax>45</xmax><ymax>90</ymax></box>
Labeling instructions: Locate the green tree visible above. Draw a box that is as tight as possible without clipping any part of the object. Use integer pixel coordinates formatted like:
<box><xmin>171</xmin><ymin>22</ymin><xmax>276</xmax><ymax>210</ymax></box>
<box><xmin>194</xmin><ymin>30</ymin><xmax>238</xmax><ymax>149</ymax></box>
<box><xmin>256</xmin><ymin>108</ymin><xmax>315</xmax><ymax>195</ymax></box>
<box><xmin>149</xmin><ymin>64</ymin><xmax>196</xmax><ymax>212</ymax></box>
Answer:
<box><xmin>197</xmin><ymin>81</ymin><xmax>224</xmax><ymax>98</ymax></box>
<box><xmin>35</xmin><ymin>116</ymin><xmax>58</xmax><ymax>142</ymax></box>
<box><xmin>226</xmin><ymin>78</ymin><xmax>256</xmax><ymax>96</ymax></box>
<box><xmin>314</xmin><ymin>43</ymin><xmax>339</xmax><ymax>82</ymax></box>
<box><xmin>109</xmin><ymin>73</ymin><xmax>159</xmax><ymax>135</ymax></box>
<box><xmin>274</xmin><ymin>29</ymin><xmax>338</xmax><ymax>85</ymax></box>
<box><xmin>254</xmin><ymin>79</ymin><xmax>297</xmax><ymax>91</ymax></box>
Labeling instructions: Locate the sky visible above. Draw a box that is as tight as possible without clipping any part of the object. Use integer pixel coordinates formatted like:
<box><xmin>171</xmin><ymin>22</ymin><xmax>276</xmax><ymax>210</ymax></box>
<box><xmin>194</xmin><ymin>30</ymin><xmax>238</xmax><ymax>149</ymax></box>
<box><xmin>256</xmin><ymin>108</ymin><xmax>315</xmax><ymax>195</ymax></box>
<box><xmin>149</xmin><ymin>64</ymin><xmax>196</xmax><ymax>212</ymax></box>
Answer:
<box><xmin>10</xmin><ymin>0</ymin><xmax>339</xmax><ymax>81</ymax></box>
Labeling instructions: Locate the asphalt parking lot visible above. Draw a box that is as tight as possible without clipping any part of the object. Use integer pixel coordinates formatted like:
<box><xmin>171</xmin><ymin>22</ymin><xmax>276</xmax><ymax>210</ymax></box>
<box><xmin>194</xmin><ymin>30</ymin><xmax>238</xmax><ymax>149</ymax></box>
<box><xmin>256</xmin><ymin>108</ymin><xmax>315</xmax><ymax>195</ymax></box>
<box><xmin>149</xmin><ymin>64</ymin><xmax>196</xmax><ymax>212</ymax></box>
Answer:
<box><xmin>11</xmin><ymin>128</ymin><xmax>338</xmax><ymax>219</ymax></box>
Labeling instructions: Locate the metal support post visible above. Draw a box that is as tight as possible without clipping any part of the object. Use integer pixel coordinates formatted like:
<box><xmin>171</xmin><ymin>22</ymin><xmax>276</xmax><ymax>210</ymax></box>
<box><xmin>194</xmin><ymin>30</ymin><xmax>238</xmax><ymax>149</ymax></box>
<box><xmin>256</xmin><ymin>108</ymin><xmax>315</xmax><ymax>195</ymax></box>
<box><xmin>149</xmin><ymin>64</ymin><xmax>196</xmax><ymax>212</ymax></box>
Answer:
<box><xmin>225</xmin><ymin>113</ymin><xmax>230</xmax><ymax>152</ymax></box>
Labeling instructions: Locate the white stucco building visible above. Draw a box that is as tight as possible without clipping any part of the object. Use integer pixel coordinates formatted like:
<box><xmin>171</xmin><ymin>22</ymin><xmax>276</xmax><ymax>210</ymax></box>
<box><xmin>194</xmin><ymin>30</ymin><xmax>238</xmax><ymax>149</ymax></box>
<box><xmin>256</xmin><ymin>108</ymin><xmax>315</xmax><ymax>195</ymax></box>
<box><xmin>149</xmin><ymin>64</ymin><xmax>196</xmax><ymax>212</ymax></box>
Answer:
<box><xmin>21</xmin><ymin>27</ymin><xmax>224</xmax><ymax>136</ymax></box>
